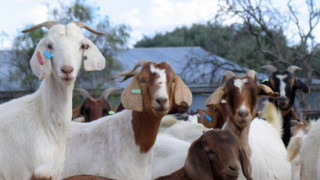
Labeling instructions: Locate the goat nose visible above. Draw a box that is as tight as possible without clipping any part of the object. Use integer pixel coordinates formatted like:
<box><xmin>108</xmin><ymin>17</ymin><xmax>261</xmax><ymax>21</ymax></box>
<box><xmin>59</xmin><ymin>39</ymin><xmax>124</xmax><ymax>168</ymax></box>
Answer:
<box><xmin>228</xmin><ymin>163</ymin><xmax>239</xmax><ymax>172</ymax></box>
<box><xmin>278</xmin><ymin>97</ymin><xmax>286</xmax><ymax>102</ymax></box>
<box><xmin>61</xmin><ymin>65</ymin><xmax>74</xmax><ymax>74</ymax></box>
<box><xmin>156</xmin><ymin>98</ymin><xmax>168</xmax><ymax>106</ymax></box>
<box><xmin>238</xmin><ymin>110</ymin><xmax>249</xmax><ymax>118</ymax></box>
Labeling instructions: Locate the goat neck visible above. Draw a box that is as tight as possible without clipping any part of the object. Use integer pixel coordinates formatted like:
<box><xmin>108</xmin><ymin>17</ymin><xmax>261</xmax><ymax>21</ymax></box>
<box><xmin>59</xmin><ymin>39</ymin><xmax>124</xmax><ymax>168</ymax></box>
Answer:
<box><xmin>131</xmin><ymin>110</ymin><xmax>163</xmax><ymax>153</ymax></box>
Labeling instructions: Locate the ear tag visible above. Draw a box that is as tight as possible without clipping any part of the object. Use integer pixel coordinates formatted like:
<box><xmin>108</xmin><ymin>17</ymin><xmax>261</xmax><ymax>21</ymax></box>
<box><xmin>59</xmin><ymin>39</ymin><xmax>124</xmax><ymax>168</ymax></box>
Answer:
<box><xmin>108</xmin><ymin>111</ymin><xmax>115</xmax><ymax>115</ymax></box>
<box><xmin>131</xmin><ymin>89</ymin><xmax>141</xmax><ymax>94</ymax></box>
<box><xmin>262</xmin><ymin>78</ymin><xmax>269</xmax><ymax>83</ymax></box>
<box><xmin>36</xmin><ymin>51</ymin><xmax>44</xmax><ymax>65</ymax></box>
<box><xmin>204</xmin><ymin>114</ymin><xmax>213</xmax><ymax>122</ymax></box>
<box><xmin>43</xmin><ymin>50</ymin><xmax>52</xmax><ymax>59</ymax></box>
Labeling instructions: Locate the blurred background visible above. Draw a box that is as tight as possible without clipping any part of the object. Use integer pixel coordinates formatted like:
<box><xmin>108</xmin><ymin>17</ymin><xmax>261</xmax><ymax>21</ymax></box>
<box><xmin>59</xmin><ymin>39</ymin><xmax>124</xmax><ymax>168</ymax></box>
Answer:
<box><xmin>0</xmin><ymin>0</ymin><xmax>319</xmax><ymax>119</ymax></box>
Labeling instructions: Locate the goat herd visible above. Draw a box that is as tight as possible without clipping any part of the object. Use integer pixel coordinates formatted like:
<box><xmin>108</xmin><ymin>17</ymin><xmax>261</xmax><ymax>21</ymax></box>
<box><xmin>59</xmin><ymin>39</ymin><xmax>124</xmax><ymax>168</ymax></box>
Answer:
<box><xmin>0</xmin><ymin>21</ymin><xmax>318</xmax><ymax>180</ymax></box>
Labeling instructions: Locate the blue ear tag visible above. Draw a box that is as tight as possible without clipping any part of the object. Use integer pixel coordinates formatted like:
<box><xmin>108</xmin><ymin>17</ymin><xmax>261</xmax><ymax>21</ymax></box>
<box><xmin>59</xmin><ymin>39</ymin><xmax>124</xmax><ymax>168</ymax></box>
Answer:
<box><xmin>204</xmin><ymin>114</ymin><xmax>213</xmax><ymax>122</ymax></box>
<box><xmin>43</xmin><ymin>50</ymin><xmax>53</xmax><ymax>59</ymax></box>
<box><xmin>108</xmin><ymin>111</ymin><xmax>115</xmax><ymax>115</ymax></box>
<box><xmin>262</xmin><ymin>78</ymin><xmax>269</xmax><ymax>83</ymax></box>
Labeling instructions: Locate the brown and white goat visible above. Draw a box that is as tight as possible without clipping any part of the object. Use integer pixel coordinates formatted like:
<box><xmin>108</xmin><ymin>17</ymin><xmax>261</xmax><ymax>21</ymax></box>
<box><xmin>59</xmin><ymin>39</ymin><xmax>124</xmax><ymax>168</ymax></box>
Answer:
<box><xmin>261</xmin><ymin>65</ymin><xmax>310</xmax><ymax>146</ymax></box>
<box><xmin>61</xmin><ymin>61</ymin><xmax>192</xmax><ymax>180</ymax></box>
<box><xmin>156</xmin><ymin>129</ymin><xmax>252</xmax><ymax>180</ymax></box>
<box><xmin>72</xmin><ymin>88</ymin><xmax>120</xmax><ymax>122</ymax></box>
<box><xmin>205</xmin><ymin>70</ymin><xmax>291</xmax><ymax>179</ymax></box>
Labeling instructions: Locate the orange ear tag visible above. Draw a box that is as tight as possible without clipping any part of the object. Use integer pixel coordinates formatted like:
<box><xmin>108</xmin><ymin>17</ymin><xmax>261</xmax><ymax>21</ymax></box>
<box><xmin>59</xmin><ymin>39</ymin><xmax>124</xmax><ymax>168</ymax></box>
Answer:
<box><xmin>36</xmin><ymin>51</ymin><xmax>44</xmax><ymax>65</ymax></box>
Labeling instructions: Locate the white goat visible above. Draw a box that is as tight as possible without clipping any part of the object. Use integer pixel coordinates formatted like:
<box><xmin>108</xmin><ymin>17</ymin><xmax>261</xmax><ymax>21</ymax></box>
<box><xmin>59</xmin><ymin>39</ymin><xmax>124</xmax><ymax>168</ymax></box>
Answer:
<box><xmin>0</xmin><ymin>21</ymin><xmax>105</xmax><ymax>180</ymax></box>
<box><xmin>300</xmin><ymin>119</ymin><xmax>320</xmax><ymax>180</ymax></box>
<box><xmin>61</xmin><ymin>61</ymin><xmax>192</xmax><ymax>180</ymax></box>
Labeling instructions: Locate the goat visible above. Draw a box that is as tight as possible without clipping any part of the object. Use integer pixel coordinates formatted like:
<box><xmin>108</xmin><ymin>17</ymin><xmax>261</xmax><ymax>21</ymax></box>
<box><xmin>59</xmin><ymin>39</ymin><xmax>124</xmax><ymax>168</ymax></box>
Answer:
<box><xmin>61</xmin><ymin>61</ymin><xmax>192</xmax><ymax>180</ymax></box>
<box><xmin>0</xmin><ymin>21</ymin><xmax>105</xmax><ymax>180</ymax></box>
<box><xmin>156</xmin><ymin>129</ymin><xmax>251</xmax><ymax>180</ymax></box>
<box><xmin>287</xmin><ymin>121</ymin><xmax>313</xmax><ymax>180</ymax></box>
<box><xmin>72</xmin><ymin>88</ymin><xmax>120</xmax><ymax>122</ymax></box>
<box><xmin>261</xmin><ymin>65</ymin><xmax>310</xmax><ymax>146</ymax></box>
<box><xmin>205</xmin><ymin>70</ymin><xmax>291</xmax><ymax>179</ymax></box>
<box><xmin>299</xmin><ymin>119</ymin><xmax>320</xmax><ymax>180</ymax></box>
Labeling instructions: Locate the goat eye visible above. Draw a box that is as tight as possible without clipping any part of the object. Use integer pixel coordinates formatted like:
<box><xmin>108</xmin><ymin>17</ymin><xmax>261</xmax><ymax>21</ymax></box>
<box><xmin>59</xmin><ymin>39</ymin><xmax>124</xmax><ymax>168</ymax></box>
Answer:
<box><xmin>47</xmin><ymin>43</ymin><xmax>53</xmax><ymax>50</ymax></box>
<box><xmin>139</xmin><ymin>78</ymin><xmax>146</xmax><ymax>84</ymax></box>
<box><xmin>207</xmin><ymin>150</ymin><xmax>218</xmax><ymax>159</ymax></box>
<box><xmin>81</xmin><ymin>44</ymin><xmax>90</xmax><ymax>50</ymax></box>
<box><xmin>171</xmin><ymin>78</ymin><xmax>176</xmax><ymax>83</ymax></box>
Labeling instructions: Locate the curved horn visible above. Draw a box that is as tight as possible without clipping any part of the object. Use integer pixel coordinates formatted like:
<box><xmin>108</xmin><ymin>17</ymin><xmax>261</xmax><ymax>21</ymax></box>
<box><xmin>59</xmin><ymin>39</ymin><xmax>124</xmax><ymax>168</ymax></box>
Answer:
<box><xmin>74</xmin><ymin>88</ymin><xmax>91</xmax><ymax>100</ymax></box>
<box><xmin>111</xmin><ymin>70</ymin><xmax>140</xmax><ymax>82</ymax></box>
<box><xmin>247</xmin><ymin>70</ymin><xmax>257</xmax><ymax>81</ymax></box>
<box><xmin>222</xmin><ymin>71</ymin><xmax>235</xmax><ymax>84</ymax></box>
<box><xmin>73</xmin><ymin>21</ymin><xmax>104</xmax><ymax>36</ymax></box>
<box><xmin>100</xmin><ymin>88</ymin><xmax>121</xmax><ymax>101</ymax></box>
<box><xmin>261</xmin><ymin>65</ymin><xmax>277</xmax><ymax>74</ymax></box>
<box><xmin>130</xmin><ymin>60</ymin><xmax>148</xmax><ymax>73</ymax></box>
<box><xmin>287</xmin><ymin>65</ymin><xmax>302</xmax><ymax>74</ymax></box>
<box><xmin>22</xmin><ymin>21</ymin><xmax>59</xmax><ymax>33</ymax></box>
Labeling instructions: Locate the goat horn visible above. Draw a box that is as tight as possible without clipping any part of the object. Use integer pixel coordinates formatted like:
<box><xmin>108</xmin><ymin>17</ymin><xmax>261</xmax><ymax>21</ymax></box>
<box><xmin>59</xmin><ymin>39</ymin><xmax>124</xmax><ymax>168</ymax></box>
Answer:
<box><xmin>222</xmin><ymin>71</ymin><xmax>235</xmax><ymax>84</ymax></box>
<box><xmin>22</xmin><ymin>21</ymin><xmax>59</xmax><ymax>33</ymax></box>
<box><xmin>261</xmin><ymin>65</ymin><xmax>277</xmax><ymax>74</ymax></box>
<box><xmin>111</xmin><ymin>70</ymin><xmax>140</xmax><ymax>82</ymax></box>
<box><xmin>100</xmin><ymin>88</ymin><xmax>121</xmax><ymax>101</ymax></box>
<box><xmin>130</xmin><ymin>60</ymin><xmax>148</xmax><ymax>73</ymax></box>
<box><xmin>73</xmin><ymin>21</ymin><xmax>104</xmax><ymax>36</ymax></box>
<box><xmin>74</xmin><ymin>88</ymin><xmax>91</xmax><ymax>100</ymax></box>
<box><xmin>247</xmin><ymin>70</ymin><xmax>257</xmax><ymax>81</ymax></box>
<box><xmin>287</xmin><ymin>65</ymin><xmax>302</xmax><ymax>74</ymax></box>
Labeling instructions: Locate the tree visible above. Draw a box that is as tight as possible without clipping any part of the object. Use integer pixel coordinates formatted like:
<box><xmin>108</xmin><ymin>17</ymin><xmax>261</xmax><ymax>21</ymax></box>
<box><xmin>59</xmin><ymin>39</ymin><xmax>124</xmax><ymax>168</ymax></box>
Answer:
<box><xmin>217</xmin><ymin>0</ymin><xmax>320</xmax><ymax>109</ymax></box>
<box><xmin>2</xmin><ymin>0</ymin><xmax>130</xmax><ymax>91</ymax></box>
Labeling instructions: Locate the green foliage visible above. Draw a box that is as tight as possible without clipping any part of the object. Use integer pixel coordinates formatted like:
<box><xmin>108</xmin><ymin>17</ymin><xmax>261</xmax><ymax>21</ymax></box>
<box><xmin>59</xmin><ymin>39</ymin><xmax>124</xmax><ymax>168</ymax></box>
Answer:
<box><xmin>3</xmin><ymin>0</ymin><xmax>130</xmax><ymax>91</ymax></box>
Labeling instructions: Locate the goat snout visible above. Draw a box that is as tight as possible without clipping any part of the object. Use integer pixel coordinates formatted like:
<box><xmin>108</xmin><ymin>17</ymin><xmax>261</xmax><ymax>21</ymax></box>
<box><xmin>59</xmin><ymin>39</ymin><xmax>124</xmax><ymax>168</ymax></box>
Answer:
<box><xmin>156</xmin><ymin>97</ymin><xmax>168</xmax><ymax>107</ymax></box>
<box><xmin>278</xmin><ymin>97</ymin><xmax>287</xmax><ymax>103</ymax></box>
<box><xmin>238</xmin><ymin>110</ymin><xmax>249</xmax><ymax>118</ymax></box>
<box><xmin>228</xmin><ymin>163</ymin><xmax>239</xmax><ymax>172</ymax></box>
<box><xmin>61</xmin><ymin>65</ymin><xmax>74</xmax><ymax>75</ymax></box>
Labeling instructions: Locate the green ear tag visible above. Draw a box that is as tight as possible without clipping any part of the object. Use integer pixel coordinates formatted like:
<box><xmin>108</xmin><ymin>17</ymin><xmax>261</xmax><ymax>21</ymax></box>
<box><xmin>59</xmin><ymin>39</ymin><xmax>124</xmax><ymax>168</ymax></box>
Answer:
<box><xmin>108</xmin><ymin>111</ymin><xmax>115</xmax><ymax>115</ymax></box>
<box><xmin>262</xmin><ymin>78</ymin><xmax>269</xmax><ymax>83</ymax></box>
<box><xmin>131</xmin><ymin>89</ymin><xmax>141</xmax><ymax>94</ymax></box>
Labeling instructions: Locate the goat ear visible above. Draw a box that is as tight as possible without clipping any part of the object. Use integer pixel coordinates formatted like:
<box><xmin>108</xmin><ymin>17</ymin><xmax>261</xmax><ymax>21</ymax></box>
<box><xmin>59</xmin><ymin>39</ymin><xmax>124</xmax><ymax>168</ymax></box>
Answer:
<box><xmin>257</xmin><ymin>84</ymin><xmax>279</xmax><ymax>98</ymax></box>
<box><xmin>30</xmin><ymin>39</ymin><xmax>52</xmax><ymax>79</ymax></box>
<box><xmin>295</xmin><ymin>78</ymin><xmax>310</xmax><ymax>93</ymax></box>
<box><xmin>201</xmin><ymin>106</ymin><xmax>217</xmax><ymax>128</ymax></box>
<box><xmin>239</xmin><ymin>147</ymin><xmax>253</xmax><ymax>180</ymax></box>
<box><xmin>72</xmin><ymin>104</ymin><xmax>83</xmax><ymax>119</ymax></box>
<box><xmin>205</xmin><ymin>87</ymin><xmax>224</xmax><ymax>106</ymax></box>
<box><xmin>82</xmin><ymin>38</ymin><xmax>105</xmax><ymax>71</ymax></box>
<box><xmin>185</xmin><ymin>138</ymin><xmax>214</xmax><ymax>180</ymax></box>
<box><xmin>121</xmin><ymin>76</ymin><xmax>143</xmax><ymax>112</ymax></box>
<box><xmin>174</xmin><ymin>76</ymin><xmax>192</xmax><ymax>107</ymax></box>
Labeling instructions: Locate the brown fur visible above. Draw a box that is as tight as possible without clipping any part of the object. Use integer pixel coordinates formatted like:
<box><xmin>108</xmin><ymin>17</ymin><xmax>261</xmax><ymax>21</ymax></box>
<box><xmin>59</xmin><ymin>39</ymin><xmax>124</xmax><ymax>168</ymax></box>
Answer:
<box><xmin>157</xmin><ymin>129</ymin><xmax>252</xmax><ymax>180</ymax></box>
<box><xmin>63</xmin><ymin>175</ymin><xmax>113</xmax><ymax>180</ymax></box>
<box><xmin>122</xmin><ymin>62</ymin><xmax>192</xmax><ymax>153</ymax></box>
<box><xmin>205</xmin><ymin>70</ymin><xmax>279</xmax><ymax>179</ymax></box>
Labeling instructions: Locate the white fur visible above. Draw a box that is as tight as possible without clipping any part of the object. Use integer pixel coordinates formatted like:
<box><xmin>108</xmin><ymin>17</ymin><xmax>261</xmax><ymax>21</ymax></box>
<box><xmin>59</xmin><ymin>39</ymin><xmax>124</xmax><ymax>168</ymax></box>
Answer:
<box><xmin>152</xmin><ymin>134</ymin><xmax>191</xmax><ymax>179</ymax></box>
<box><xmin>234</xmin><ymin>79</ymin><xmax>248</xmax><ymax>93</ymax></box>
<box><xmin>276</xmin><ymin>74</ymin><xmax>287</xmax><ymax>97</ymax></box>
<box><xmin>62</xmin><ymin>110</ymin><xmax>153</xmax><ymax>180</ymax></box>
<box><xmin>150</xmin><ymin>64</ymin><xmax>168</xmax><ymax>101</ymax></box>
<box><xmin>300</xmin><ymin>119</ymin><xmax>320</xmax><ymax>180</ymax></box>
<box><xmin>0</xmin><ymin>22</ymin><xmax>104</xmax><ymax>180</ymax></box>
<box><xmin>237</xmin><ymin>118</ymin><xmax>291</xmax><ymax>180</ymax></box>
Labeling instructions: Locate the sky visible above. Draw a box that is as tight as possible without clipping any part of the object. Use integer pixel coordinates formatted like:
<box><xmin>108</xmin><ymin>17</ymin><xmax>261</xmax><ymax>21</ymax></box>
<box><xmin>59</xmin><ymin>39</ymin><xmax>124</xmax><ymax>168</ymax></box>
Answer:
<box><xmin>0</xmin><ymin>0</ymin><xmax>319</xmax><ymax>50</ymax></box>
<box><xmin>0</xmin><ymin>0</ymin><xmax>217</xmax><ymax>50</ymax></box>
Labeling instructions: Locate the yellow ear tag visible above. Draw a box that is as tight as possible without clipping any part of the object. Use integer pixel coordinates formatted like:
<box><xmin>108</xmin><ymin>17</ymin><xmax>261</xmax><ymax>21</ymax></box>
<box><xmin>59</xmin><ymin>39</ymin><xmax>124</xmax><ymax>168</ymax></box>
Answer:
<box><xmin>131</xmin><ymin>89</ymin><xmax>141</xmax><ymax>94</ymax></box>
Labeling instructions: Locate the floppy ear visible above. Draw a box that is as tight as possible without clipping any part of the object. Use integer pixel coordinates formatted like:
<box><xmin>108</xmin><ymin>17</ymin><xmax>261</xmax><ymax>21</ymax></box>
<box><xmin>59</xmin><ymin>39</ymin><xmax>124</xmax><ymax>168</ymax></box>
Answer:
<box><xmin>185</xmin><ymin>138</ymin><xmax>214</xmax><ymax>180</ymax></box>
<box><xmin>295</xmin><ymin>78</ymin><xmax>310</xmax><ymax>93</ymax></box>
<box><xmin>205</xmin><ymin>87</ymin><xmax>224</xmax><ymax>106</ymax></box>
<box><xmin>82</xmin><ymin>38</ymin><xmax>106</xmax><ymax>71</ymax></box>
<box><xmin>121</xmin><ymin>76</ymin><xmax>143</xmax><ymax>112</ymax></box>
<box><xmin>30</xmin><ymin>39</ymin><xmax>52</xmax><ymax>79</ymax></box>
<box><xmin>257</xmin><ymin>84</ymin><xmax>279</xmax><ymax>98</ymax></box>
<box><xmin>174</xmin><ymin>76</ymin><xmax>192</xmax><ymax>107</ymax></box>
<box><xmin>239</xmin><ymin>147</ymin><xmax>253</xmax><ymax>180</ymax></box>
<box><xmin>72</xmin><ymin>104</ymin><xmax>83</xmax><ymax>119</ymax></box>
<box><xmin>201</xmin><ymin>106</ymin><xmax>217</xmax><ymax>128</ymax></box>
